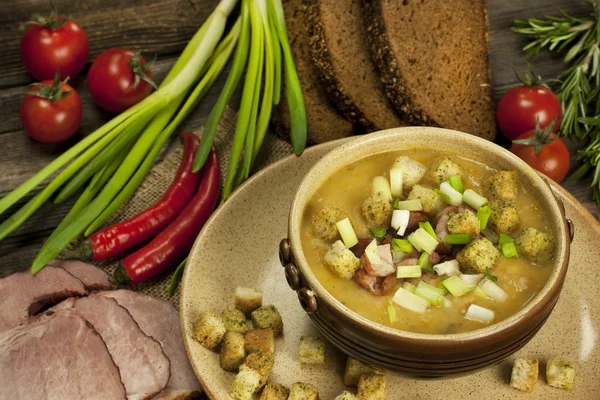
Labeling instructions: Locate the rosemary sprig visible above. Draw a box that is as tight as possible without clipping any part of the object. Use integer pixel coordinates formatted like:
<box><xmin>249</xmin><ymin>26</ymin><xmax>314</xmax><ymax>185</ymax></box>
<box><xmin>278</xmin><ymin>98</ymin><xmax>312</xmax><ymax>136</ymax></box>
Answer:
<box><xmin>573</xmin><ymin>117</ymin><xmax>600</xmax><ymax>202</ymax></box>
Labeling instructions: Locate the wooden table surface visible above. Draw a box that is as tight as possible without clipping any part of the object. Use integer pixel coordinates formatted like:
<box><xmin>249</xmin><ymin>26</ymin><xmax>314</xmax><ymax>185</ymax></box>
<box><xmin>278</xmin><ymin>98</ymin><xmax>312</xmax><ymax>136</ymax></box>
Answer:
<box><xmin>0</xmin><ymin>0</ymin><xmax>598</xmax><ymax>274</ymax></box>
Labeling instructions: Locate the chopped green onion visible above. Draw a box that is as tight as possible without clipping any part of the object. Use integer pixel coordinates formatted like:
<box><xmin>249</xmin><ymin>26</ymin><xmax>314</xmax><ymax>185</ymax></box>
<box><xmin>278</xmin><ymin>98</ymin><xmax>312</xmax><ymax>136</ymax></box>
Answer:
<box><xmin>396</xmin><ymin>199</ymin><xmax>422</xmax><ymax>211</ymax></box>
<box><xmin>410</xmin><ymin>228</ymin><xmax>439</xmax><ymax>254</ymax></box>
<box><xmin>389</xmin><ymin>167</ymin><xmax>404</xmax><ymax>197</ymax></box>
<box><xmin>335</xmin><ymin>218</ymin><xmax>358</xmax><ymax>248</ymax></box>
<box><xmin>392</xmin><ymin>287</ymin><xmax>430</xmax><ymax>313</ymax></box>
<box><xmin>370</xmin><ymin>226</ymin><xmax>387</xmax><ymax>238</ymax></box>
<box><xmin>485</xmin><ymin>272</ymin><xmax>498</xmax><ymax>282</ymax></box>
<box><xmin>396</xmin><ymin>265</ymin><xmax>422</xmax><ymax>279</ymax></box>
<box><xmin>473</xmin><ymin>286</ymin><xmax>489</xmax><ymax>300</ymax></box>
<box><xmin>392</xmin><ymin>238</ymin><xmax>413</xmax><ymax>253</ymax></box>
<box><xmin>419</xmin><ymin>221</ymin><xmax>437</xmax><ymax>240</ymax></box>
<box><xmin>498</xmin><ymin>233</ymin><xmax>515</xmax><ymax>246</ymax></box>
<box><xmin>392</xmin><ymin>197</ymin><xmax>402</xmax><ymax>210</ymax></box>
<box><xmin>387</xmin><ymin>305</ymin><xmax>398</xmax><ymax>323</ymax></box>
<box><xmin>460</xmin><ymin>274</ymin><xmax>484</xmax><ymax>287</ymax></box>
<box><xmin>441</xmin><ymin>296</ymin><xmax>453</xmax><ymax>308</ymax></box>
<box><xmin>414</xmin><ymin>281</ymin><xmax>446</xmax><ymax>306</ymax></box>
<box><xmin>391</xmin><ymin>250</ymin><xmax>406</xmax><ymax>264</ymax></box>
<box><xmin>476</xmin><ymin>205</ymin><xmax>491</xmax><ymax>230</ymax></box>
<box><xmin>464</xmin><ymin>304</ymin><xmax>495</xmax><ymax>323</ymax></box>
<box><xmin>418</xmin><ymin>251</ymin><xmax>433</xmax><ymax>272</ymax></box>
<box><xmin>437</xmin><ymin>281</ymin><xmax>449</xmax><ymax>294</ymax></box>
<box><xmin>402</xmin><ymin>281</ymin><xmax>417</xmax><ymax>293</ymax></box>
<box><xmin>445</xmin><ymin>233</ymin><xmax>472</xmax><ymax>245</ymax></box>
<box><xmin>391</xmin><ymin>209</ymin><xmax>410</xmax><ymax>235</ymax></box>
<box><xmin>433</xmin><ymin>259</ymin><xmax>460</xmax><ymax>276</ymax></box>
<box><xmin>478</xmin><ymin>278</ymin><xmax>508</xmax><ymax>302</ymax></box>
<box><xmin>500</xmin><ymin>242</ymin><xmax>519</xmax><ymax>258</ymax></box>
<box><xmin>449</xmin><ymin>175</ymin><xmax>464</xmax><ymax>193</ymax></box>
<box><xmin>439</xmin><ymin>182</ymin><xmax>463</xmax><ymax>206</ymax></box>
<box><xmin>463</xmin><ymin>189</ymin><xmax>488</xmax><ymax>210</ymax></box>
<box><xmin>442</xmin><ymin>275</ymin><xmax>472</xmax><ymax>297</ymax></box>
<box><xmin>371</xmin><ymin>176</ymin><xmax>392</xmax><ymax>201</ymax></box>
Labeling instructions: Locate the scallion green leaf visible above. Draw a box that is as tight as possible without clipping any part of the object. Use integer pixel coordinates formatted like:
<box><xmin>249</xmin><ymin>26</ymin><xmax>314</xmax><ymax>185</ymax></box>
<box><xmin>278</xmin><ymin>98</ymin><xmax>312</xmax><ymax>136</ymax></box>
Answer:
<box><xmin>418</xmin><ymin>221</ymin><xmax>437</xmax><ymax>240</ymax></box>
<box><xmin>370</xmin><ymin>226</ymin><xmax>387</xmax><ymax>238</ymax></box>
<box><xmin>418</xmin><ymin>251</ymin><xmax>433</xmax><ymax>272</ymax></box>
<box><xmin>476</xmin><ymin>205</ymin><xmax>492</xmax><ymax>230</ymax></box>
<box><xmin>392</xmin><ymin>238</ymin><xmax>413</xmax><ymax>253</ymax></box>
<box><xmin>449</xmin><ymin>175</ymin><xmax>464</xmax><ymax>193</ymax></box>
<box><xmin>445</xmin><ymin>233</ymin><xmax>472</xmax><ymax>245</ymax></box>
<box><xmin>500</xmin><ymin>242</ymin><xmax>519</xmax><ymax>258</ymax></box>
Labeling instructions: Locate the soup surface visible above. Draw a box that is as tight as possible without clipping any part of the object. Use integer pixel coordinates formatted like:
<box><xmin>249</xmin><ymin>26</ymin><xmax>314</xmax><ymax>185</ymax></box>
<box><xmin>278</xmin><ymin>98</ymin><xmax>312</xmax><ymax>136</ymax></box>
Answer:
<box><xmin>301</xmin><ymin>150</ymin><xmax>555</xmax><ymax>334</ymax></box>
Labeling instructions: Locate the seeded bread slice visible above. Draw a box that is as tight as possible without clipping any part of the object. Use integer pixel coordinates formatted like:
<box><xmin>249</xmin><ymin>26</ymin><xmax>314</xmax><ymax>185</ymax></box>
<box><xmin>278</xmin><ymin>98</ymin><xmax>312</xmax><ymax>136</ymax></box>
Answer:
<box><xmin>362</xmin><ymin>0</ymin><xmax>496</xmax><ymax>140</ymax></box>
<box><xmin>305</xmin><ymin>0</ymin><xmax>404</xmax><ymax>131</ymax></box>
<box><xmin>273</xmin><ymin>0</ymin><xmax>356</xmax><ymax>144</ymax></box>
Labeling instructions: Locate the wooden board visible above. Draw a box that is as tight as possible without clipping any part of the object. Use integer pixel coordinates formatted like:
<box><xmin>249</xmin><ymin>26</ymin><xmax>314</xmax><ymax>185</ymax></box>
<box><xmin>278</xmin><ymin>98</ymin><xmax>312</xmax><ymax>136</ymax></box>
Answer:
<box><xmin>0</xmin><ymin>0</ymin><xmax>598</xmax><ymax>275</ymax></box>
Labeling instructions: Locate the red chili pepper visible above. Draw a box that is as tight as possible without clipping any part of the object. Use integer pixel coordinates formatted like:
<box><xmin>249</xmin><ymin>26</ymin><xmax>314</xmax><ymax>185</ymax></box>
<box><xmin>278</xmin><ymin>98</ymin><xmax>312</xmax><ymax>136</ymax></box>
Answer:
<box><xmin>113</xmin><ymin>147</ymin><xmax>220</xmax><ymax>285</ymax></box>
<box><xmin>62</xmin><ymin>132</ymin><xmax>202</xmax><ymax>261</ymax></box>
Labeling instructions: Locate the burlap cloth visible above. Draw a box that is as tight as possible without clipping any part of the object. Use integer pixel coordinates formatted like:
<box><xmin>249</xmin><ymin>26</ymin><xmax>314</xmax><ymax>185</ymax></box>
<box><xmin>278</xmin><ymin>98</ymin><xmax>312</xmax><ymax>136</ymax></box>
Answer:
<box><xmin>98</xmin><ymin>107</ymin><xmax>295</xmax><ymax>307</ymax></box>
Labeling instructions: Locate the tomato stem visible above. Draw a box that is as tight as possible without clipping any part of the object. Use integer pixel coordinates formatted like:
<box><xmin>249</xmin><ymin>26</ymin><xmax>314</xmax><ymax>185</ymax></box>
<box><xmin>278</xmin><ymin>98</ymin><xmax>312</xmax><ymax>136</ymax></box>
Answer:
<box><xmin>28</xmin><ymin>2</ymin><xmax>69</xmax><ymax>30</ymax></box>
<box><xmin>512</xmin><ymin>117</ymin><xmax>559</xmax><ymax>154</ymax></box>
<box><xmin>28</xmin><ymin>70</ymin><xmax>72</xmax><ymax>103</ymax></box>
<box><xmin>130</xmin><ymin>52</ymin><xmax>158</xmax><ymax>90</ymax></box>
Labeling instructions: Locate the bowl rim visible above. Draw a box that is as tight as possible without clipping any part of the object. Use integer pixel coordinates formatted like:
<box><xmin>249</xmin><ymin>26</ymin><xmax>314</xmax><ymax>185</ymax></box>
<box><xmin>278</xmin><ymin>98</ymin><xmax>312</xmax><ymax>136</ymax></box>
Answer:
<box><xmin>288</xmin><ymin>126</ymin><xmax>570</xmax><ymax>342</ymax></box>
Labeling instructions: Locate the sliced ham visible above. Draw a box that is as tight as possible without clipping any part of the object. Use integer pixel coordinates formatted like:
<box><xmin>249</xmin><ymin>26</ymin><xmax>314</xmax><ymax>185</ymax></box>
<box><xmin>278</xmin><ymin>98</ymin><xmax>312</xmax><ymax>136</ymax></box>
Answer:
<box><xmin>354</xmin><ymin>268</ymin><xmax>398</xmax><ymax>296</ymax></box>
<box><xmin>361</xmin><ymin>243</ymin><xmax>395</xmax><ymax>277</ymax></box>
<box><xmin>49</xmin><ymin>259</ymin><xmax>116</xmax><ymax>291</ymax></box>
<box><xmin>0</xmin><ymin>266</ymin><xmax>87</xmax><ymax>334</ymax></box>
<box><xmin>52</xmin><ymin>294</ymin><xmax>170</xmax><ymax>400</ymax></box>
<box><xmin>100</xmin><ymin>290</ymin><xmax>202</xmax><ymax>399</ymax></box>
<box><xmin>0</xmin><ymin>310</ymin><xmax>126</xmax><ymax>399</ymax></box>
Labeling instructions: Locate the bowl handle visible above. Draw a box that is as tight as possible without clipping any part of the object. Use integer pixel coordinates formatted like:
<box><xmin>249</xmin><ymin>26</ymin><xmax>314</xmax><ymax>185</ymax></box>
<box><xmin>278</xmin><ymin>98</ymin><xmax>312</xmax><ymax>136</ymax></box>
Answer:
<box><xmin>279</xmin><ymin>238</ymin><xmax>320</xmax><ymax>313</ymax></box>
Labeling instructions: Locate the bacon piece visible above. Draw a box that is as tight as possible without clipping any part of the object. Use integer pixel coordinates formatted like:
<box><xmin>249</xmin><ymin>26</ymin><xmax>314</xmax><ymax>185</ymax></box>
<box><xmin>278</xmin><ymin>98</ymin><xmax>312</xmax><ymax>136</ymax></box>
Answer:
<box><xmin>428</xmin><ymin>251</ymin><xmax>441</xmax><ymax>265</ymax></box>
<box><xmin>354</xmin><ymin>269</ymin><xmax>398</xmax><ymax>296</ymax></box>
<box><xmin>361</xmin><ymin>244</ymin><xmax>395</xmax><ymax>277</ymax></box>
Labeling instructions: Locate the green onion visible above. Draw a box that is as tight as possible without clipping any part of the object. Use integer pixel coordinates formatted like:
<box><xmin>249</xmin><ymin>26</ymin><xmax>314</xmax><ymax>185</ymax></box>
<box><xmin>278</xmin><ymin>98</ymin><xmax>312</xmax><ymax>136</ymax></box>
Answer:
<box><xmin>500</xmin><ymin>242</ymin><xmax>519</xmax><ymax>258</ymax></box>
<box><xmin>498</xmin><ymin>233</ymin><xmax>515</xmax><ymax>246</ymax></box>
<box><xmin>389</xmin><ymin>167</ymin><xmax>403</xmax><ymax>197</ymax></box>
<box><xmin>336</xmin><ymin>218</ymin><xmax>358</xmax><ymax>248</ymax></box>
<box><xmin>476</xmin><ymin>205</ymin><xmax>491</xmax><ymax>230</ymax></box>
<box><xmin>414</xmin><ymin>281</ymin><xmax>445</xmax><ymax>306</ymax></box>
<box><xmin>417</xmin><ymin>251</ymin><xmax>433</xmax><ymax>272</ymax></box>
<box><xmin>370</xmin><ymin>226</ymin><xmax>387</xmax><ymax>238</ymax></box>
<box><xmin>409</xmin><ymin>228</ymin><xmax>439</xmax><ymax>254</ymax></box>
<box><xmin>396</xmin><ymin>265</ymin><xmax>422</xmax><ymax>279</ymax></box>
<box><xmin>437</xmin><ymin>281</ymin><xmax>449</xmax><ymax>294</ymax></box>
<box><xmin>392</xmin><ymin>197</ymin><xmax>403</xmax><ymax>210</ymax></box>
<box><xmin>418</xmin><ymin>221</ymin><xmax>437</xmax><ymax>240</ymax></box>
<box><xmin>478</xmin><ymin>278</ymin><xmax>508</xmax><ymax>302</ymax></box>
<box><xmin>392</xmin><ymin>238</ymin><xmax>413</xmax><ymax>253</ymax></box>
<box><xmin>445</xmin><ymin>233</ymin><xmax>472</xmax><ymax>245</ymax></box>
<box><xmin>439</xmin><ymin>182</ymin><xmax>463</xmax><ymax>206</ymax></box>
<box><xmin>433</xmin><ymin>260</ymin><xmax>460</xmax><ymax>276</ymax></box>
<box><xmin>371</xmin><ymin>176</ymin><xmax>392</xmax><ymax>201</ymax></box>
<box><xmin>485</xmin><ymin>272</ymin><xmax>498</xmax><ymax>282</ymax></box>
<box><xmin>460</xmin><ymin>273</ymin><xmax>484</xmax><ymax>287</ymax></box>
<box><xmin>392</xmin><ymin>287</ymin><xmax>430</xmax><ymax>313</ymax></box>
<box><xmin>449</xmin><ymin>175</ymin><xmax>464</xmax><ymax>193</ymax></box>
<box><xmin>473</xmin><ymin>286</ymin><xmax>489</xmax><ymax>300</ymax></box>
<box><xmin>396</xmin><ymin>199</ymin><xmax>422</xmax><ymax>211</ymax></box>
<box><xmin>402</xmin><ymin>281</ymin><xmax>417</xmax><ymax>293</ymax></box>
<box><xmin>464</xmin><ymin>304</ymin><xmax>495</xmax><ymax>323</ymax></box>
<box><xmin>387</xmin><ymin>305</ymin><xmax>398</xmax><ymax>323</ymax></box>
<box><xmin>463</xmin><ymin>189</ymin><xmax>488</xmax><ymax>210</ymax></box>
<box><xmin>442</xmin><ymin>275</ymin><xmax>472</xmax><ymax>297</ymax></box>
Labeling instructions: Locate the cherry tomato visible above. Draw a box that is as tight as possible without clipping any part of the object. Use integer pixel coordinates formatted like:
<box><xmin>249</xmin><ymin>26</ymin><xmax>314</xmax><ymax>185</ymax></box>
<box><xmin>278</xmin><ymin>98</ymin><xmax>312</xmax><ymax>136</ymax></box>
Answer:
<box><xmin>496</xmin><ymin>71</ymin><xmax>562</xmax><ymax>140</ymax></box>
<box><xmin>20</xmin><ymin>72</ymin><xmax>82</xmax><ymax>144</ymax></box>
<box><xmin>87</xmin><ymin>49</ymin><xmax>155</xmax><ymax>113</ymax></box>
<box><xmin>20</xmin><ymin>8</ymin><xmax>89</xmax><ymax>81</ymax></box>
<box><xmin>510</xmin><ymin>129</ymin><xmax>570</xmax><ymax>183</ymax></box>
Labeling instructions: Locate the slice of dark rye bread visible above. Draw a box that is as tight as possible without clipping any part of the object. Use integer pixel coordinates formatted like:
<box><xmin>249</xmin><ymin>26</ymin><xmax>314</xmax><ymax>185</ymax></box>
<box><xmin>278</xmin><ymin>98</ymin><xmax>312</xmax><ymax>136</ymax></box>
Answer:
<box><xmin>272</xmin><ymin>0</ymin><xmax>357</xmax><ymax>144</ymax></box>
<box><xmin>305</xmin><ymin>0</ymin><xmax>404</xmax><ymax>131</ymax></box>
<box><xmin>362</xmin><ymin>0</ymin><xmax>496</xmax><ymax>140</ymax></box>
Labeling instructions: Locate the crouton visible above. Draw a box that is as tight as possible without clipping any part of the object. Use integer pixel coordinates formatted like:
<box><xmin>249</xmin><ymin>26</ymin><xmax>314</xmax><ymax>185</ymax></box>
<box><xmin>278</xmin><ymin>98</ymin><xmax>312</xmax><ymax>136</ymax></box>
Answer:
<box><xmin>488</xmin><ymin>171</ymin><xmax>519</xmax><ymax>202</ymax></box>
<box><xmin>510</xmin><ymin>358</ymin><xmax>538</xmax><ymax>393</ymax></box>
<box><xmin>260</xmin><ymin>382</ymin><xmax>290</xmax><ymax>400</ymax></box>
<box><xmin>193</xmin><ymin>312</ymin><xmax>226</xmax><ymax>350</ymax></box>
<box><xmin>230</xmin><ymin>365</ymin><xmax>261</xmax><ymax>400</ymax></box>
<box><xmin>456</xmin><ymin>237</ymin><xmax>500</xmax><ymax>274</ymax></box>
<box><xmin>357</xmin><ymin>374</ymin><xmax>386</xmax><ymax>400</ymax></box>
<box><xmin>313</xmin><ymin>206</ymin><xmax>342</xmax><ymax>241</ymax></box>
<box><xmin>299</xmin><ymin>336</ymin><xmax>325</xmax><ymax>364</ymax></box>
<box><xmin>335</xmin><ymin>391</ymin><xmax>358</xmax><ymax>400</ymax></box>
<box><xmin>251</xmin><ymin>305</ymin><xmax>284</xmax><ymax>337</ymax></box>
<box><xmin>393</xmin><ymin>156</ymin><xmax>427</xmax><ymax>189</ymax></box>
<box><xmin>427</xmin><ymin>157</ymin><xmax>463</xmax><ymax>186</ymax></box>
<box><xmin>324</xmin><ymin>240</ymin><xmax>361</xmax><ymax>279</ymax></box>
<box><xmin>222</xmin><ymin>309</ymin><xmax>249</xmax><ymax>334</ymax></box>
<box><xmin>546</xmin><ymin>360</ymin><xmax>575</xmax><ymax>390</ymax></box>
<box><xmin>288</xmin><ymin>382</ymin><xmax>319</xmax><ymax>400</ymax></box>
<box><xmin>220</xmin><ymin>331</ymin><xmax>246</xmax><ymax>371</ymax></box>
<box><xmin>245</xmin><ymin>329</ymin><xmax>275</xmax><ymax>354</ymax></box>
<box><xmin>516</xmin><ymin>227</ymin><xmax>555</xmax><ymax>264</ymax></box>
<box><xmin>407</xmin><ymin>184</ymin><xmax>445</xmax><ymax>215</ymax></box>
<box><xmin>361</xmin><ymin>192</ymin><xmax>392</xmax><ymax>227</ymax></box>
<box><xmin>448</xmin><ymin>209</ymin><xmax>480</xmax><ymax>236</ymax></box>
<box><xmin>235</xmin><ymin>286</ymin><xmax>263</xmax><ymax>317</ymax></box>
<box><xmin>488</xmin><ymin>199</ymin><xmax>520</xmax><ymax>234</ymax></box>
<box><xmin>243</xmin><ymin>351</ymin><xmax>274</xmax><ymax>389</ymax></box>
<box><xmin>343</xmin><ymin>357</ymin><xmax>378</xmax><ymax>386</ymax></box>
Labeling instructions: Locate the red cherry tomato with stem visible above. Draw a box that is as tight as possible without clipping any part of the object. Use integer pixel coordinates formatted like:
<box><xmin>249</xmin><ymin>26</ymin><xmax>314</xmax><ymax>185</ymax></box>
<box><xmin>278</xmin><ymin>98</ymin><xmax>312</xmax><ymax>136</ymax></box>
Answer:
<box><xmin>20</xmin><ymin>71</ymin><xmax>83</xmax><ymax>144</ymax></box>
<box><xmin>87</xmin><ymin>49</ymin><xmax>156</xmax><ymax>113</ymax></box>
<box><xmin>510</xmin><ymin>120</ymin><xmax>570</xmax><ymax>183</ymax></box>
<box><xmin>20</xmin><ymin>6</ymin><xmax>89</xmax><ymax>81</ymax></box>
<box><xmin>497</xmin><ymin>68</ymin><xmax>562</xmax><ymax>140</ymax></box>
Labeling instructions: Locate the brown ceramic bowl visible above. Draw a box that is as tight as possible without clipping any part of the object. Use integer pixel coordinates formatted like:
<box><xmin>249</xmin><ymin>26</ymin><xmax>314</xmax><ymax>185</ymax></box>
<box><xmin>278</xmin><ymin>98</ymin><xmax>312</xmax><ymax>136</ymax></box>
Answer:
<box><xmin>280</xmin><ymin>127</ymin><xmax>574</xmax><ymax>378</ymax></box>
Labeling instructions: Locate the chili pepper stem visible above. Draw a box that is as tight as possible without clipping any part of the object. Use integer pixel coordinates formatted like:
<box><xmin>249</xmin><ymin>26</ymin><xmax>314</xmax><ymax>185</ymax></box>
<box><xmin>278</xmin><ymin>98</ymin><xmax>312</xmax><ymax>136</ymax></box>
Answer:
<box><xmin>61</xmin><ymin>240</ymin><xmax>94</xmax><ymax>261</ymax></box>
<box><xmin>113</xmin><ymin>265</ymin><xmax>131</xmax><ymax>286</ymax></box>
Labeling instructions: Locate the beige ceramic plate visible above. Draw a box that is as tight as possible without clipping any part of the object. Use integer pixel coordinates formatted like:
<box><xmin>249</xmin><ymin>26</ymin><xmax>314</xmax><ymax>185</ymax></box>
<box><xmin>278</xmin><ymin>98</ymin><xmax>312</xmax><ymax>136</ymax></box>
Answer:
<box><xmin>181</xmin><ymin>139</ymin><xmax>600</xmax><ymax>399</ymax></box>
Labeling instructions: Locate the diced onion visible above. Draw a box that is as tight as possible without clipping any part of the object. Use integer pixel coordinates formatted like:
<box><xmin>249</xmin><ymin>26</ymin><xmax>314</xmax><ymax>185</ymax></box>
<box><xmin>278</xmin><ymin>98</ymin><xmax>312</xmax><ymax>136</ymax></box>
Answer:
<box><xmin>439</xmin><ymin>182</ymin><xmax>463</xmax><ymax>206</ymax></box>
<box><xmin>390</xmin><ymin>167</ymin><xmax>404</xmax><ymax>197</ymax></box>
<box><xmin>433</xmin><ymin>260</ymin><xmax>460</xmax><ymax>276</ymax></box>
<box><xmin>335</xmin><ymin>218</ymin><xmax>358</xmax><ymax>248</ymax></box>
<box><xmin>391</xmin><ymin>209</ymin><xmax>410</xmax><ymax>235</ymax></box>
<box><xmin>396</xmin><ymin>199</ymin><xmax>422</xmax><ymax>211</ymax></box>
<box><xmin>460</xmin><ymin>274</ymin><xmax>484</xmax><ymax>287</ymax></box>
<box><xmin>371</xmin><ymin>176</ymin><xmax>392</xmax><ymax>201</ymax></box>
<box><xmin>463</xmin><ymin>189</ymin><xmax>488</xmax><ymax>210</ymax></box>
<box><xmin>396</xmin><ymin>265</ymin><xmax>422</xmax><ymax>279</ymax></box>
<box><xmin>464</xmin><ymin>304</ymin><xmax>495</xmax><ymax>323</ymax></box>
<box><xmin>392</xmin><ymin>287</ymin><xmax>430</xmax><ymax>313</ymax></box>
<box><xmin>478</xmin><ymin>278</ymin><xmax>508</xmax><ymax>302</ymax></box>
<box><xmin>410</xmin><ymin>228</ymin><xmax>439</xmax><ymax>254</ymax></box>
